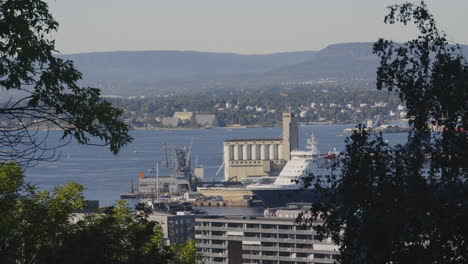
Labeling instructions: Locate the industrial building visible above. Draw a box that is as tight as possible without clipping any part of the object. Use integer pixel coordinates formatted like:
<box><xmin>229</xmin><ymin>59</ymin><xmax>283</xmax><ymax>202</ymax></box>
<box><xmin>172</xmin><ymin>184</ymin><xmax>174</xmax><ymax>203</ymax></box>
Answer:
<box><xmin>223</xmin><ymin>112</ymin><xmax>298</xmax><ymax>181</ymax></box>
<box><xmin>196</xmin><ymin>114</ymin><xmax>218</xmax><ymax>127</ymax></box>
<box><xmin>136</xmin><ymin>145</ymin><xmax>193</xmax><ymax>197</ymax></box>
<box><xmin>138</xmin><ymin>176</ymin><xmax>191</xmax><ymax>195</ymax></box>
<box><xmin>195</xmin><ymin>204</ymin><xmax>339</xmax><ymax>264</ymax></box>
<box><xmin>173</xmin><ymin>111</ymin><xmax>195</xmax><ymax>122</ymax></box>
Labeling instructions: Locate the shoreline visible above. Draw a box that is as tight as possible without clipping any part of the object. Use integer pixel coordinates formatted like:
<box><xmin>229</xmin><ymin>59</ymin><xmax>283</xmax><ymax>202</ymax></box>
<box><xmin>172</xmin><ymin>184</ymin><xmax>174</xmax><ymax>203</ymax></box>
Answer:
<box><xmin>130</xmin><ymin>121</ymin><xmax>351</xmax><ymax>131</ymax></box>
<box><xmin>28</xmin><ymin>120</ymin><xmax>408</xmax><ymax>132</ymax></box>
<box><xmin>131</xmin><ymin>120</ymin><xmax>412</xmax><ymax>131</ymax></box>
<box><xmin>29</xmin><ymin>122</ymin><xmax>352</xmax><ymax>131</ymax></box>
<box><xmin>130</xmin><ymin>119</ymin><xmax>409</xmax><ymax>131</ymax></box>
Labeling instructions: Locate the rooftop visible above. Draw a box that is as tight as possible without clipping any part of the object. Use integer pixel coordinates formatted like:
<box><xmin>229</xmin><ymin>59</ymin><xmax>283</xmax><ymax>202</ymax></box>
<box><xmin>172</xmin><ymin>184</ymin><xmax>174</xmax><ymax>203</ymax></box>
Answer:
<box><xmin>196</xmin><ymin>215</ymin><xmax>294</xmax><ymax>222</ymax></box>
<box><xmin>195</xmin><ymin>114</ymin><xmax>216</xmax><ymax>125</ymax></box>
<box><xmin>173</xmin><ymin>112</ymin><xmax>194</xmax><ymax>120</ymax></box>
<box><xmin>224</xmin><ymin>137</ymin><xmax>282</xmax><ymax>143</ymax></box>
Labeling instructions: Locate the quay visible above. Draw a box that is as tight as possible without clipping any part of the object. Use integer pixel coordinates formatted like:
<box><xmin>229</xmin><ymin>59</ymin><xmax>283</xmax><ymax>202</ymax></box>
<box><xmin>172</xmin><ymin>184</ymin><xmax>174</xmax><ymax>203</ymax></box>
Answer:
<box><xmin>192</xmin><ymin>199</ymin><xmax>263</xmax><ymax>207</ymax></box>
<box><xmin>192</xmin><ymin>200</ymin><xmax>252</xmax><ymax>207</ymax></box>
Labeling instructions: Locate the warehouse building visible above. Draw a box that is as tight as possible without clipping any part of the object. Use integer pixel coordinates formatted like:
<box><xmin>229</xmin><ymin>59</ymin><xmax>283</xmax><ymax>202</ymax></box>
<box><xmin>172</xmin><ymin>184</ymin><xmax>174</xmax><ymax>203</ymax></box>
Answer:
<box><xmin>223</xmin><ymin>112</ymin><xmax>298</xmax><ymax>181</ymax></box>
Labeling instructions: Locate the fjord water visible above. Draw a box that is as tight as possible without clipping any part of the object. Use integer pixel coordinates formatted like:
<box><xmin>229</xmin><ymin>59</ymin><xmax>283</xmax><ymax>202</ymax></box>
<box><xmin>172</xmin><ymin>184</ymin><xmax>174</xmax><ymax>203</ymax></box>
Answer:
<box><xmin>26</xmin><ymin>124</ymin><xmax>407</xmax><ymax>207</ymax></box>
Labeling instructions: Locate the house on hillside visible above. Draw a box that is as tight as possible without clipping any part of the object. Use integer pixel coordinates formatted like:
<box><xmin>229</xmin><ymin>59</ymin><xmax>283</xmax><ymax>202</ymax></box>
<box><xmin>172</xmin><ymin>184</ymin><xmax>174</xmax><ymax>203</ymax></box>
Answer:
<box><xmin>195</xmin><ymin>115</ymin><xmax>218</xmax><ymax>127</ymax></box>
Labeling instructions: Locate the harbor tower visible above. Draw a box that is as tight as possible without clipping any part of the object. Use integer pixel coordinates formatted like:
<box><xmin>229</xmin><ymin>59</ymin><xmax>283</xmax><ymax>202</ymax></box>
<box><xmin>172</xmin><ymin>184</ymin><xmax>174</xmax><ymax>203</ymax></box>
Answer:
<box><xmin>223</xmin><ymin>112</ymin><xmax>298</xmax><ymax>181</ymax></box>
<box><xmin>281</xmin><ymin>112</ymin><xmax>298</xmax><ymax>161</ymax></box>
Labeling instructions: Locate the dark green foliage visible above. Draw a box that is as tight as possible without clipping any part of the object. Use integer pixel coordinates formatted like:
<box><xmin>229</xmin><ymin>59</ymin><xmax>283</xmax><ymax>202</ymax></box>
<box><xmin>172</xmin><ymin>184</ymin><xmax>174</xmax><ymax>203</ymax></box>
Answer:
<box><xmin>0</xmin><ymin>161</ymin><xmax>86</xmax><ymax>263</ymax></box>
<box><xmin>0</xmin><ymin>2</ymin><xmax>202</xmax><ymax>263</ymax></box>
<box><xmin>300</xmin><ymin>2</ymin><xmax>467</xmax><ymax>263</ymax></box>
<box><xmin>0</xmin><ymin>0</ymin><xmax>132</xmax><ymax>166</ymax></box>
<box><xmin>53</xmin><ymin>202</ymin><xmax>174</xmax><ymax>264</ymax></box>
<box><xmin>0</xmin><ymin>162</ymin><xmax>202</xmax><ymax>264</ymax></box>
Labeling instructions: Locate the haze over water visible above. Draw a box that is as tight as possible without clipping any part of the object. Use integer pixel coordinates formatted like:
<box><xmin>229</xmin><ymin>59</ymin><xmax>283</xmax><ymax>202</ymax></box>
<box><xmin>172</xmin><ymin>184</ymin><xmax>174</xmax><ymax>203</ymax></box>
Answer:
<box><xmin>26</xmin><ymin>124</ymin><xmax>407</xmax><ymax>207</ymax></box>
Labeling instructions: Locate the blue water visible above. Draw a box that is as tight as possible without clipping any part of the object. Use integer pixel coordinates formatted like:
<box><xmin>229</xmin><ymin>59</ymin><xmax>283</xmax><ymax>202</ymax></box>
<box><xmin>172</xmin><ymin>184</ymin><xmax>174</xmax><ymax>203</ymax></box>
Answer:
<box><xmin>25</xmin><ymin>124</ymin><xmax>408</xmax><ymax>206</ymax></box>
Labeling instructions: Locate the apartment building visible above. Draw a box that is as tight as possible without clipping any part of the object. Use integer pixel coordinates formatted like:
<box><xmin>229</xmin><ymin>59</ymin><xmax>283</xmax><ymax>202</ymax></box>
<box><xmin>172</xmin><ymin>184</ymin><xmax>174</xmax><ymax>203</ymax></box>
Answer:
<box><xmin>149</xmin><ymin>211</ymin><xmax>195</xmax><ymax>245</ymax></box>
<box><xmin>195</xmin><ymin>204</ymin><xmax>339</xmax><ymax>264</ymax></box>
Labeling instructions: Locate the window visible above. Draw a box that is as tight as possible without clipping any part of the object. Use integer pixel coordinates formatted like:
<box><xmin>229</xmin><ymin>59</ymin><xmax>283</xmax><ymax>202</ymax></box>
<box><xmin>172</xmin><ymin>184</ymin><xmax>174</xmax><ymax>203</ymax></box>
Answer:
<box><xmin>227</xmin><ymin>223</ymin><xmax>243</xmax><ymax>228</ymax></box>
<box><xmin>279</xmin><ymin>243</ymin><xmax>292</xmax><ymax>248</ymax></box>
<box><xmin>212</xmin><ymin>222</ymin><xmax>224</xmax><ymax>228</ymax></box>
<box><xmin>315</xmin><ymin>253</ymin><xmax>331</xmax><ymax>259</ymax></box>
<box><xmin>261</xmin><ymin>242</ymin><xmax>277</xmax><ymax>247</ymax></box>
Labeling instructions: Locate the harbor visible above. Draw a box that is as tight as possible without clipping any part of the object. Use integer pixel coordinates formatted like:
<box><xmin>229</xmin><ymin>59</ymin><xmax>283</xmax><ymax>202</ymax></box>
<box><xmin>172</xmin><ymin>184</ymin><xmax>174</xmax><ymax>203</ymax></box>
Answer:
<box><xmin>117</xmin><ymin>112</ymin><xmax>347</xmax><ymax>208</ymax></box>
<box><xmin>4</xmin><ymin>1</ymin><xmax>466</xmax><ymax>262</ymax></box>
<box><xmin>26</xmin><ymin>122</ymin><xmax>408</xmax><ymax>206</ymax></box>
<box><xmin>117</xmin><ymin>113</ymin><xmax>300</xmax><ymax>208</ymax></box>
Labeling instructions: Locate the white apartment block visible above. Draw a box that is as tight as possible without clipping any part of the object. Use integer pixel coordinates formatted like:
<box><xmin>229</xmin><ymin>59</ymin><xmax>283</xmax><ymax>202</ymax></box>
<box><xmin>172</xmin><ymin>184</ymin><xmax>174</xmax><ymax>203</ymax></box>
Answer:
<box><xmin>195</xmin><ymin>205</ymin><xmax>339</xmax><ymax>264</ymax></box>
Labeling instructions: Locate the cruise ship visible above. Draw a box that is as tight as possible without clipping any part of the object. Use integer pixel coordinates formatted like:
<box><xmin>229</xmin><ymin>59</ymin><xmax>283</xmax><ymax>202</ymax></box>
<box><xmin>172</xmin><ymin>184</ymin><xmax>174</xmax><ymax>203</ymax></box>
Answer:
<box><xmin>247</xmin><ymin>135</ymin><xmax>342</xmax><ymax>207</ymax></box>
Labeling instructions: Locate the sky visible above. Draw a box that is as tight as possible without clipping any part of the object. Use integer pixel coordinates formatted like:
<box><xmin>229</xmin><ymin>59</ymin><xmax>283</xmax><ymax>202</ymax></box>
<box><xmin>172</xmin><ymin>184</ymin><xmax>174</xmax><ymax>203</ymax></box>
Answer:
<box><xmin>46</xmin><ymin>0</ymin><xmax>468</xmax><ymax>55</ymax></box>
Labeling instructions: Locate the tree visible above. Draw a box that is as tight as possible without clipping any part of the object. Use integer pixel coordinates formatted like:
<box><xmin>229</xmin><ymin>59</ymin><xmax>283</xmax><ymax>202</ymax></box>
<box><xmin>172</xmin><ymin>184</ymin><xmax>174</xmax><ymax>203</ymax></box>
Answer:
<box><xmin>0</xmin><ymin>162</ymin><xmax>201</xmax><ymax>264</ymax></box>
<box><xmin>300</xmin><ymin>2</ymin><xmax>467</xmax><ymax>263</ymax></box>
<box><xmin>0</xmin><ymin>0</ymin><xmax>132</xmax><ymax>167</ymax></box>
<box><xmin>53</xmin><ymin>201</ymin><xmax>176</xmax><ymax>264</ymax></box>
<box><xmin>171</xmin><ymin>239</ymin><xmax>204</xmax><ymax>264</ymax></box>
<box><xmin>0</xmin><ymin>2</ymin><xmax>202</xmax><ymax>263</ymax></box>
<box><xmin>0</xmin><ymin>161</ymin><xmax>87</xmax><ymax>263</ymax></box>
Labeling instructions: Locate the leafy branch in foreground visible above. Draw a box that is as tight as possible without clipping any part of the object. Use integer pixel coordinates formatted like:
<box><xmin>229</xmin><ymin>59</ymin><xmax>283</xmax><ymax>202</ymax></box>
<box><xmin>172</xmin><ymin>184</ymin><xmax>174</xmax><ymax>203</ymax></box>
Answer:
<box><xmin>0</xmin><ymin>0</ymin><xmax>132</xmax><ymax>167</ymax></box>
<box><xmin>299</xmin><ymin>2</ymin><xmax>467</xmax><ymax>263</ymax></box>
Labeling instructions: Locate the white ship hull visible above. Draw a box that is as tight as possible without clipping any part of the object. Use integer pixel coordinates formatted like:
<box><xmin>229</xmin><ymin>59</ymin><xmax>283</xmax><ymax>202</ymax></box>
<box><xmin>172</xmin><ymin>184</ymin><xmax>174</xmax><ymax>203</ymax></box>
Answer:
<box><xmin>246</xmin><ymin>135</ymin><xmax>340</xmax><ymax>207</ymax></box>
<box><xmin>250</xmin><ymin>188</ymin><xmax>325</xmax><ymax>207</ymax></box>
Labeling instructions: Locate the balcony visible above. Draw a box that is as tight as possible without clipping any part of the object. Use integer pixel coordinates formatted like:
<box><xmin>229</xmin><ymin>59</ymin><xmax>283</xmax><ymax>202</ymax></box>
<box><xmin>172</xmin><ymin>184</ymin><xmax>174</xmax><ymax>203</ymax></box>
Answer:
<box><xmin>196</xmin><ymin>243</ymin><xmax>227</xmax><ymax>249</ymax></box>
<box><xmin>205</xmin><ymin>260</ymin><xmax>227</xmax><ymax>264</ymax></box>
<box><xmin>202</xmin><ymin>251</ymin><xmax>228</xmax><ymax>258</ymax></box>
<box><xmin>195</xmin><ymin>234</ymin><xmax>226</xmax><ymax>240</ymax></box>
<box><xmin>195</xmin><ymin>226</ymin><xmax>219</xmax><ymax>231</ymax></box>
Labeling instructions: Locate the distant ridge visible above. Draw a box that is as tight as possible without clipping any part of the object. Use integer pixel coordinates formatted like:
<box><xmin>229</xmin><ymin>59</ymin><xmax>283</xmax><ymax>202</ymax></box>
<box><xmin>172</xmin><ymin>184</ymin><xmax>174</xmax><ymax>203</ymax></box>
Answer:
<box><xmin>58</xmin><ymin>50</ymin><xmax>318</xmax><ymax>81</ymax></box>
<box><xmin>266</xmin><ymin>42</ymin><xmax>378</xmax><ymax>81</ymax></box>
<box><xmin>55</xmin><ymin>42</ymin><xmax>468</xmax><ymax>96</ymax></box>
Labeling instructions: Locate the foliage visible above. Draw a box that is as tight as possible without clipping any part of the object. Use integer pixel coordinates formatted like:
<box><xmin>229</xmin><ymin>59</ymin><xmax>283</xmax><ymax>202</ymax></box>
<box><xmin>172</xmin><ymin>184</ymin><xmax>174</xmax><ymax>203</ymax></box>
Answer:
<box><xmin>0</xmin><ymin>0</ymin><xmax>132</xmax><ymax>167</ymax></box>
<box><xmin>300</xmin><ymin>2</ymin><xmax>467</xmax><ymax>263</ymax></box>
<box><xmin>0</xmin><ymin>161</ymin><xmax>86</xmax><ymax>263</ymax></box>
<box><xmin>53</xmin><ymin>201</ymin><xmax>175</xmax><ymax>264</ymax></box>
<box><xmin>0</xmin><ymin>162</ymin><xmax>201</xmax><ymax>264</ymax></box>
<box><xmin>171</xmin><ymin>239</ymin><xmax>204</xmax><ymax>264</ymax></box>
<box><xmin>0</xmin><ymin>2</ymin><xmax>198</xmax><ymax>263</ymax></box>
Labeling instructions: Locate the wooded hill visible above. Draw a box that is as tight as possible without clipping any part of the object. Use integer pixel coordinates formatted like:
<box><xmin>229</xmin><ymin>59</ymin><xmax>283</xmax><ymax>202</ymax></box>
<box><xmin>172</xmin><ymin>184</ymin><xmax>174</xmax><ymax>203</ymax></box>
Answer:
<box><xmin>57</xmin><ymin>43</ymin><xmax>468</xmax><ymax>96</ymax></box>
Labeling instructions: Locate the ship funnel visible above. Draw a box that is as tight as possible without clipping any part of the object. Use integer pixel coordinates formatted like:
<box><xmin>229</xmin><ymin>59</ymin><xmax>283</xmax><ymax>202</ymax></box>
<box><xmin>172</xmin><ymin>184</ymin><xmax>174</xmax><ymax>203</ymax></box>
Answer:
<box><xmin>138</xmin><ymin>172</ymin><xmax>144</xmax><ymax>179</ymax></box>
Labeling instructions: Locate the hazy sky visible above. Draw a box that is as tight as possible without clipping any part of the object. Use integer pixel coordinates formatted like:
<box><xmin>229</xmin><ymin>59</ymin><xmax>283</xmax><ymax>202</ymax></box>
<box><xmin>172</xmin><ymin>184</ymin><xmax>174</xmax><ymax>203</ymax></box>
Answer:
<box><xmin>46</xmin><ymin>0</ymin><xmax>468</xmax><ymax>54</ymax></box>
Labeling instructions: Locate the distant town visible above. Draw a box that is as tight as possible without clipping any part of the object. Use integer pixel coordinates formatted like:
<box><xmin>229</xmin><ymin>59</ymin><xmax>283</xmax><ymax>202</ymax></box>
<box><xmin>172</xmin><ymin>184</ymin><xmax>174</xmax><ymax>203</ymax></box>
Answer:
<box><xmin>106</xmin><ymin>87</ymin><xmax>407</xmax><ymax>129</ymax></box>
<box><xmin>0</xmin><ymin>86</ymin><xmax>406</xmax><ymax>132</ymax></box>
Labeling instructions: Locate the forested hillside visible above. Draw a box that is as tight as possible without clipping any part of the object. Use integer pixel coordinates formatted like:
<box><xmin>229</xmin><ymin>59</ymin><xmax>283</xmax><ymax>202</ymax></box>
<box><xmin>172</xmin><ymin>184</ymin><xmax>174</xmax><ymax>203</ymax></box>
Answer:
<box><xmin>54</xmin><ymin>43</ymin><xmax>468</xmax><ymax>97</ymax></box>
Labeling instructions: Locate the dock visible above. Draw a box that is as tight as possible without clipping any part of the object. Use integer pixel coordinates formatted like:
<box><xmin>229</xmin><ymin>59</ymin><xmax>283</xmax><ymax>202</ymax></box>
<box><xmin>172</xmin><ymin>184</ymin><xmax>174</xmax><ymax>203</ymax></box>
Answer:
<box><xmin>192</xmin><ymin>200</ymin><xmax>251</xmax><ymax>207</ymax></box>
<box><xmin>197</xmin><ymin>186</ymin><xmax>252</xmax><ymax>200</ymax></box>
<box><xmin>192</xmin><ymin>200</ymin><xmax>263</xmax><ymax>207</ymax></box>
<box><xmin>119</xmin><ymin>192</ymin><xmax>178</xmax><ymax>199</ymax></box>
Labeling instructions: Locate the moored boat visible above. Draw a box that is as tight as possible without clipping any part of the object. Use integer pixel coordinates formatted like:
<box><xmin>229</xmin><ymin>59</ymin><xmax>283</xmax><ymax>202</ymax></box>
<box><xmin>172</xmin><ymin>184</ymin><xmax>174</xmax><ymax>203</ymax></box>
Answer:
<box><xmin>247</xmin><ymin>135</ymin><xmax>341</xmax><ymax>207</ymax></box>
